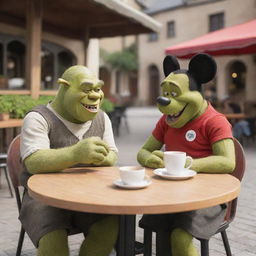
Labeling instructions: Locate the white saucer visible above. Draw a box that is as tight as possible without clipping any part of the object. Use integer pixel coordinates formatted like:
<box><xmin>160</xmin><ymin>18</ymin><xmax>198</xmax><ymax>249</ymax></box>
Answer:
<box><xmin>113</xmin><ymin>178</ymin><xmax>152</xmax><ymax>189</ymax></box>
<box><xmin>153</xmin><ymin>168</ymin><xmax>197</xmax><ymax>180</ymax></box>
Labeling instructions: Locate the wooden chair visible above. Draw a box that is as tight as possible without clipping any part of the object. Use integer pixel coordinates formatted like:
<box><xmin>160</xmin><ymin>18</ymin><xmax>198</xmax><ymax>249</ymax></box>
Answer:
<box><xmin>6</xmin><ymin>135</ymin><xmax>83</xmax><ymax>256</ymax></box>
<box><xmin>139</xmin><ymin>138</ymin><xmax>246</xmax><ymax>256</ymax></box>
<box><xmin>6</xmin><ymin>135</ymin><xmax>25</xmax><ymax>256</ymax></box>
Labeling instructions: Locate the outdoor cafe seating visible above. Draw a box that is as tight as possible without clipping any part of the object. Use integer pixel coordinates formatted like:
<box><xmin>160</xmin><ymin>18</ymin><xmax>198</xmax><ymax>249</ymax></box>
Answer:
<box><xmin>139</xmin><ymin>138</ymin><xmax>245</xmax><ymax>256</ymax></box>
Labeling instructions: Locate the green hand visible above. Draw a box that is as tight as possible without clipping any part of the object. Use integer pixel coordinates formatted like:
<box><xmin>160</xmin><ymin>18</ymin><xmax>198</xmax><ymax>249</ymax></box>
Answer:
<box><xmin>137</xmin><ymin>135</ymin><xmax>164</xmax><ymax>169</ymax></box>
<box><xmin>145</xmin><ymin>150</ymin><xmax>164</xmax><ymax>169</ymax></box>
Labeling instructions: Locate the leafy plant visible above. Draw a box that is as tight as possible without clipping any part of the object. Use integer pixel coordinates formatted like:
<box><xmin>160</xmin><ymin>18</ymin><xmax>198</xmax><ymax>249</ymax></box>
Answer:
<box><xmin>0</xmin><ymin>95</ymin><xmax>14</xmax><ymax>113</ymax></box>
<box><xmin>101</xmin><ymin>98</ymin><xmax>115</xmax><ymax>113</ymax></box>
<box><xmin>101</xmin><ymin>44</ymin><xmax>138</xmax><ymax>72</ymax></box>
<box><xmin>0</xmin><ymin>95</ymin><xmax>54</xmax><ymax>118</ymax></box>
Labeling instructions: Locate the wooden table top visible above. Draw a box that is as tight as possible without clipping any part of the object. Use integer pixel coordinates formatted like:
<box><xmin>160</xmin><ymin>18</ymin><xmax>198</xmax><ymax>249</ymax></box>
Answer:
<box><xmin>0</xmin><ymin>119</ymin><xmax>23</xmax><ymax>128</ymax></box>
<box><xmin>28</xmin><ymin>167</ymin><xmax>241</xmax><ymax>215</ymax></box>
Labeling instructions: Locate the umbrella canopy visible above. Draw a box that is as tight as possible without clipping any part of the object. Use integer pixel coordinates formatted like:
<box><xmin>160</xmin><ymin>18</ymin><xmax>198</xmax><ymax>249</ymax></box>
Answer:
<box><xmin>165</xmin><ymin>19</ymin><xmax>256</xmax><ymax>58</ymax></box>
<box><xmin>0</xmin><ymin>0</ymin><xmax>161</xmax><ymax>40</ymax></box>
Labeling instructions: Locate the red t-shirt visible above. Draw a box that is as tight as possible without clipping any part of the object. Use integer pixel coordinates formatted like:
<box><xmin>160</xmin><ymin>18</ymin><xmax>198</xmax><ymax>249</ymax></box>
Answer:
<box><xmin>152</xmin><ymin>104</ymin><xmax>233</xmax><ymax>158</ymax></box>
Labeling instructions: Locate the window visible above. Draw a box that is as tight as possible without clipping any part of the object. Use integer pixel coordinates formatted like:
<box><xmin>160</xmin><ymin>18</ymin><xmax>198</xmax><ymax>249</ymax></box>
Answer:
<box><xmin>209</xmin><ymin>12</ymin><xmax>224</xmax><ymax>32</ymax></box>
<box><xmin>167</xmin><ymin>21</ymin><xmax>175</xmax><ymax>38</ymax></box>
<box><xmin>148</xmin><ymin>32</ymin><xmax>158</xmax><ymax>42</ymax></box>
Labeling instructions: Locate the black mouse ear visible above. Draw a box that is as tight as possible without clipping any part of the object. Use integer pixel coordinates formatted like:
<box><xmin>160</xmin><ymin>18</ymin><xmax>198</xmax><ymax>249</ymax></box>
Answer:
<box><xmin>163</xmin><ymin>55</ymin><xmax>180</xmax><ymax>77</ymax></box>
<box><xmin>188</xmin><ymin>53</ymin><xmax>217</xmax><ymax>84</ymax></box>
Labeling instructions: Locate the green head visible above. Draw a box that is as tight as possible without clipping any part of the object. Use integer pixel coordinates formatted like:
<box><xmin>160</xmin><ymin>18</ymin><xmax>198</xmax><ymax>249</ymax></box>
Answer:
<box><xmin>51</xmin><ymin>65</ymin><xmax>104</xmax><ymax>123</ymax></box>
<box><xmin>157</xmin><ymin>54</ymin><xmax>217</xmax><ymax>128</ymax></box>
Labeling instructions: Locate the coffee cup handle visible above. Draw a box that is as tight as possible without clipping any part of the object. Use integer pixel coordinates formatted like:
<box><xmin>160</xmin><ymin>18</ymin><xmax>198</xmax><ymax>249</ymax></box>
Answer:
<box><xmin>185</xmin><ymin>156</ymin><xmax>193</xmax><ymax>170</ymax></box>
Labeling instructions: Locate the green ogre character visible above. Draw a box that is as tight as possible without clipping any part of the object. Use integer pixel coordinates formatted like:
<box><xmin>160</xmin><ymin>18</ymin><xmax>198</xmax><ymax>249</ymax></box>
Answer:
<box><xmin>19</xmin><ymin>66</ymin><xmax>118</xmax><ymax>256</ymax></box>
<box><xmin>137</xmin><ymin>54</ymin><xmax>235</xmax><ymax>256</ymax></box>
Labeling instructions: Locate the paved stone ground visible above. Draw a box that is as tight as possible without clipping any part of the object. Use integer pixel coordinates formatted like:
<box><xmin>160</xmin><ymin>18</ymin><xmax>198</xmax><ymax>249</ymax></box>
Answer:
<box><xmin>0</xmin><ymin>106</ymin><xmax>256</xmax><ymax>256</ymax></box>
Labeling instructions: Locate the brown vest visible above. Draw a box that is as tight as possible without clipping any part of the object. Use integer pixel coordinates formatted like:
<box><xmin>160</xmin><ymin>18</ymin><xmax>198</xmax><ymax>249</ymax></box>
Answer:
<box><xmin>20</xmin><ymin>105</ymin><xmax>105</xmax><ymax>186</ymax></box>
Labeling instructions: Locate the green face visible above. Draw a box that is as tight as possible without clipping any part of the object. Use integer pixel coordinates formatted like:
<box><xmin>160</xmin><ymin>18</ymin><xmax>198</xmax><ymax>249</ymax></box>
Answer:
<box><xmin>61</xmin><ymin>67</ymin><xmax>104</xmax><ymax>123</ymax></box>
<box><xmin>158</xmin><ymin>73</ymin><xmax>204</xmax><ymax>128</ymax></box>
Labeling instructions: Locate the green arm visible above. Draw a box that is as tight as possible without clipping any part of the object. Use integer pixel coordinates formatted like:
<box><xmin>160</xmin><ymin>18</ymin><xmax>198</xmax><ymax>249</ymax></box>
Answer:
<box><xmin>137</xmin><ymin>135</ymin><xmax>164</xmax><ymax>169</ymax></box>
<box><xmin>25</xmin><ymin>137</ymin><xmax>117</xmax><ymax>174</ymax></box>
<box><xmin>191</xmin><ymin>138</ymin><xmax>235</xmax><ymax>173</ymax></box>
<box><xmin>137</xmin><ymin>136</ymin><xmax>235</xmax><ymax>173</ymax></box>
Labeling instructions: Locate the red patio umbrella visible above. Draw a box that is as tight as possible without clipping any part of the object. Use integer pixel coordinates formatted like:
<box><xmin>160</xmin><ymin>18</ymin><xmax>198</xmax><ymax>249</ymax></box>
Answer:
<box><xmin>165</xmin><ymin>19</ymin><xmax>256</xmax><ymax>58</ymax></box>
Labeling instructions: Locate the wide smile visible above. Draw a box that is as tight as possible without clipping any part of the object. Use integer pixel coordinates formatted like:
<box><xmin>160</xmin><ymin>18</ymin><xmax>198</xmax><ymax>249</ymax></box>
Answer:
<box><xmin>81</xmin><ymin>103</ymin><xmax>99</xmax><ymax>113</ymax></box>
<box><xmin>167</xmin><ymin>104</ymin><xmax>187</xmax><ymax>124</ymax></box>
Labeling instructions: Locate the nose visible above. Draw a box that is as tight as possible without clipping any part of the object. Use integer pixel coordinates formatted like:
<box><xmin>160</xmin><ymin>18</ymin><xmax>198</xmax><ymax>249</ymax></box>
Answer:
<box><xmin>157</xmin><ymin>96</ymin><xmax>171</xmax><ymax>106</ymax></box>
<box><xmin>88</xmin><ymin>91</ymin><xmax>100</xmax><ymax>100</ymax></box>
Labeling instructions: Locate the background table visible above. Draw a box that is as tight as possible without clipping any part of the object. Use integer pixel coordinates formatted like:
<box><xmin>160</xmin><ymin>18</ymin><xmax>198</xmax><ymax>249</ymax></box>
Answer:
<box><xmin>28</xmin><ymin>167</ymin><xmax>241</xmax><ymax>256</ymax></box>
<box><xmin>224</xmin><ymin>113</ymin><xmax>247</xmax><ymax>121</ymax></box>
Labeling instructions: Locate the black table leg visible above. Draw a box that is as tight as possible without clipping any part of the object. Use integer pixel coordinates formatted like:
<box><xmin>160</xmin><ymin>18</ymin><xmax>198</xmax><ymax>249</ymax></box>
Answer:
<box><xmin>116</xmin><ymin>215</ymin><xmax>136</xmax><ymax>256</ymax></box>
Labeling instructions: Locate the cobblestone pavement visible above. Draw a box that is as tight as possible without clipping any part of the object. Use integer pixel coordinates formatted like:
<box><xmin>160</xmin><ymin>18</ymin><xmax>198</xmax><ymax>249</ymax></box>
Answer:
<box><xmin>0</xmin><ymin>107</ymin><xmax>256</xmax><ymax>256</ymax></box>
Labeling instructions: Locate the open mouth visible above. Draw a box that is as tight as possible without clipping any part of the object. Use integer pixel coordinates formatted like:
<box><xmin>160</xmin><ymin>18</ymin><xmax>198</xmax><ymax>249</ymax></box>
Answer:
<box><xmin>81</xmin><ymin>103</ymin><xmax>99</xmax><ymax>113</ymax></box>
<box><xmin>167</xmin><ymin>104</ymin><xmax>187</xmax><ymax>123</ymax></box>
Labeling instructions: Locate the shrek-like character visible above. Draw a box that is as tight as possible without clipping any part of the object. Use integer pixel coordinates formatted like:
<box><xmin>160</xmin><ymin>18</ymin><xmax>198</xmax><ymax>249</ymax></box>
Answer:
<box><xmin>19</xmin><ymin>66</ymin><xmax>118</xmax><ymax>256</ymax></box>
<box><xmin>138</xmin><ymin>54</ymin><xmax>235</xmax><ymax>256</ymax></box>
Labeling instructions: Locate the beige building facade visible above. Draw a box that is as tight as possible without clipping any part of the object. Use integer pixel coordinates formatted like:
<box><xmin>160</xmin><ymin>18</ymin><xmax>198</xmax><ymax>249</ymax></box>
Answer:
<box><xmin>137</xmin><ymin>0</ymin><xmax>256</xmax><ymax>106</ymax></box>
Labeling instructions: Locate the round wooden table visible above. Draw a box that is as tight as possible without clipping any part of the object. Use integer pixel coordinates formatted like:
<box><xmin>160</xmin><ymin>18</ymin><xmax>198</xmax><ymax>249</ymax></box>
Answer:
<box><xmin>28</xmin><ymin>166</ymin><xmax>241</xmax><ymax>256</ymax></box>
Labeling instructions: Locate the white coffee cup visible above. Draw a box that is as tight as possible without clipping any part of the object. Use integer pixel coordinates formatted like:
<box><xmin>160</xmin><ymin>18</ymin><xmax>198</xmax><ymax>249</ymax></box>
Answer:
<box><xmin>163</xmin><ymin>151</ymin><xmax>193</xmax><ymax>175</ymax></box>
<box><xmin>119</xmin><ymin>166</ymin><xmax>145</xmax><ymax>185</ymax></box>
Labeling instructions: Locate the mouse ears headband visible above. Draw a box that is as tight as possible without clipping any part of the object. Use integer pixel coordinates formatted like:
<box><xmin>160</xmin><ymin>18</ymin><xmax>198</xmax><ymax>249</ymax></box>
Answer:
<box><xmin>163</xmin><ymin>53</ymin><xmax>217</xmax><ymax>91</ymax></box>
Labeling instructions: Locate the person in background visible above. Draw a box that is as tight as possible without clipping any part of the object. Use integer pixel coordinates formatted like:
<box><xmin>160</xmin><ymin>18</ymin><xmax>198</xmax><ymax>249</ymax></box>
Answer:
<box><xmin>220</xmin><ymin>96</ymin><xmax>251</xmax><ymax>140</ymax></box>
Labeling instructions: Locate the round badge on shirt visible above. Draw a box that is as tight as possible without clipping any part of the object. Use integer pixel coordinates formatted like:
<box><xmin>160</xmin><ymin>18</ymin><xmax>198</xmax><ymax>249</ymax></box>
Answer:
<box><xmin>185</xmin><ymin>130</ymin><xmax>196</xmax><ymax>142</ymax></box>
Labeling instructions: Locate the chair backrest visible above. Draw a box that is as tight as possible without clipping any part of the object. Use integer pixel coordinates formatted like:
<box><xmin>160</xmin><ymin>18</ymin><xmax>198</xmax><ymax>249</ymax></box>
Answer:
<box><xmin>7</xmin><ymin>134</ymin><xmax>22</xmax><ymax>189</ymax></box>
<box><xmin>6</xmin><ymin>134</ymin><xmax>23</xmax><ymax>210</ymax></box>
<box><xmin>225</xmin><ymin>138</ymin><xmax>246</xmax><ymax>222</ymax></box>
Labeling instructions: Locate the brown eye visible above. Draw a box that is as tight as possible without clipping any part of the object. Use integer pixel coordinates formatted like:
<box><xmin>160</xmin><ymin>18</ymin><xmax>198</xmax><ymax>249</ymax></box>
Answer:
<box><xmin>171</xmin><ymin>91</ymin><xmax>177</xmax><ymax>97</ymax></box>
<box><xmin>163</xmin><ymin>91</ymin><xmax>169</xmax><ymax>96</ymax></box>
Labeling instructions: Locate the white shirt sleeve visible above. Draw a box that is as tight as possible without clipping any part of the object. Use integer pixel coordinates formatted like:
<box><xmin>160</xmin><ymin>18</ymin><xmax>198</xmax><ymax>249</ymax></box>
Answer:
<box><xmin>103</xmin><ymin>112</ymin><xmax>118</xmax><ymax>153</ymax></box>
<box><xmin>20</xmin><ymin>112</ymin><xmax>50</xmax><ymax>161</ymax></box>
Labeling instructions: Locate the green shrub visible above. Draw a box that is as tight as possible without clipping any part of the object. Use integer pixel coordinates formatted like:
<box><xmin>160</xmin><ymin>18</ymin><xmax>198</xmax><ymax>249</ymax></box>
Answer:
<box><xmin>101</xmin><ymin>98</ymin><xmax>115</xmax><ymax>113</ymax></box>
<box><xmin>0</xmin><ymin>95</ymin><xmax>14</xmax><ymax>114</ymax></box>
<box><xmin>0</xmin><ymin>95</ymin><xmax>54</xmax><ymax>118</ymax></box>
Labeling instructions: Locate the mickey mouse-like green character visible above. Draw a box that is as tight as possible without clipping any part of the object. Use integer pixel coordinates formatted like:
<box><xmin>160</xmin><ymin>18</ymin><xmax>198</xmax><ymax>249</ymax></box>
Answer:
<box><xmin>138</xmin><ymin>54</ymin><xmax>235</xmax><ymax>256</ymax></box>
<box><xmin>19</xmin><ymin>66</ymin><xmax>118</xmax><ymax>256</ymax></box>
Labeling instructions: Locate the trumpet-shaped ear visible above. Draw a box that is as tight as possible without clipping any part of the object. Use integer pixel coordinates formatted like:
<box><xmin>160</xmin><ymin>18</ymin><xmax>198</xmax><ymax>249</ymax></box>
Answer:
<box><xmin>57</xmin><ymin>78</ymin><xmax>70</xmax><ymax>86</ymax></box>
<box><xmin>163</xmin><ymin>55</ymin><xmax>180</xmax><ymax>77</ymax></box>
<box><xmin>188</xmin><ymin>53</ymin><xmax>217</xmax><ymax>84</ymax></box>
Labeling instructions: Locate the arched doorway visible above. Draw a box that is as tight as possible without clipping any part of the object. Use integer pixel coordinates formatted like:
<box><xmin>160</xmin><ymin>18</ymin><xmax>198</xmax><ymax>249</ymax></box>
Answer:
<box><xmin>129</xmin><ymin>71</ymin><xmax>138</xmax><ymax>98</ymax></box>
<box><xmin>227</xmin><ymin>61</ymin><xmax>246</xmax><ymax>97</ymax></box>
<box><xmin>7</xmin><ymin>40</ymin><xmax>25</xmax><ymax>89</ymax></box>
<box><xmin>148</xmin><ymin>64</ymin><xmax>160</xmax><ymax>105</ymax></box>
<box><xmin>99</xmin><ymin>66</ymin><xmax>111</xmax><ymax>98</ymax></box>
<box><xmin>58</xmin><ymin>50</ymin><xmax>76</xmax><ymax>77</ymax></box>
<box><xmin>41</xmin><ymin>48</ymin><xmax>54</xmax><ymax>90</ymax></box>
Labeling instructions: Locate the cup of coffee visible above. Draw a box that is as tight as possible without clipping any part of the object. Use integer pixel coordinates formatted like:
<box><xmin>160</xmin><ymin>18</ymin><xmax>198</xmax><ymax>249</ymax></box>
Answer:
<box><xmin>119</xmin><ymin>166</ymin><xmax>145</xmax><ymax>185</ymax></box>
<box><xmin>163</xmin><ymin>151</ymin><xmax>193</xmax><ymax>175</ymax></box>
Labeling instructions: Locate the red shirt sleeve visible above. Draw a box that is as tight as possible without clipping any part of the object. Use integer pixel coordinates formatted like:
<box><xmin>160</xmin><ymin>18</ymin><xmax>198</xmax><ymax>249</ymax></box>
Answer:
<box><xmin>152</xmin><ymin>115</ymin><xmax>168</xmax><ymax>143</ymax></box>
<box><xmin>206</xmin><ymin>115</ymin><xmax>233</xmax><ymax>144</ymax></box>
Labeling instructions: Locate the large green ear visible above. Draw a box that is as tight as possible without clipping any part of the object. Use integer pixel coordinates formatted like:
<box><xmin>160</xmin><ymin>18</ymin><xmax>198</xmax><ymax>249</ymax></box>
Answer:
<box><xmin>188</xmin><ymin>53</ymin><xmax>217</xmax><ymax>84</ymax></box>
<box><xmin>163</xmin><ymin>55</ymin><xmax>180</xmax><ymax>77</ymax></box>
<box><xmin>57</xmin><ymin>78</ymin><xmax>70</xmax><ymax>86</ymax></box>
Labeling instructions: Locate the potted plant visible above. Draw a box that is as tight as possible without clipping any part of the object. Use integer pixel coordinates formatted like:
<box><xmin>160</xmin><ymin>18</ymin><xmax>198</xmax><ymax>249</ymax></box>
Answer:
<box><xmin>0</xmin><ymin>95</ymin><xmax>13</xmax><ymax>120</ymax></box>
